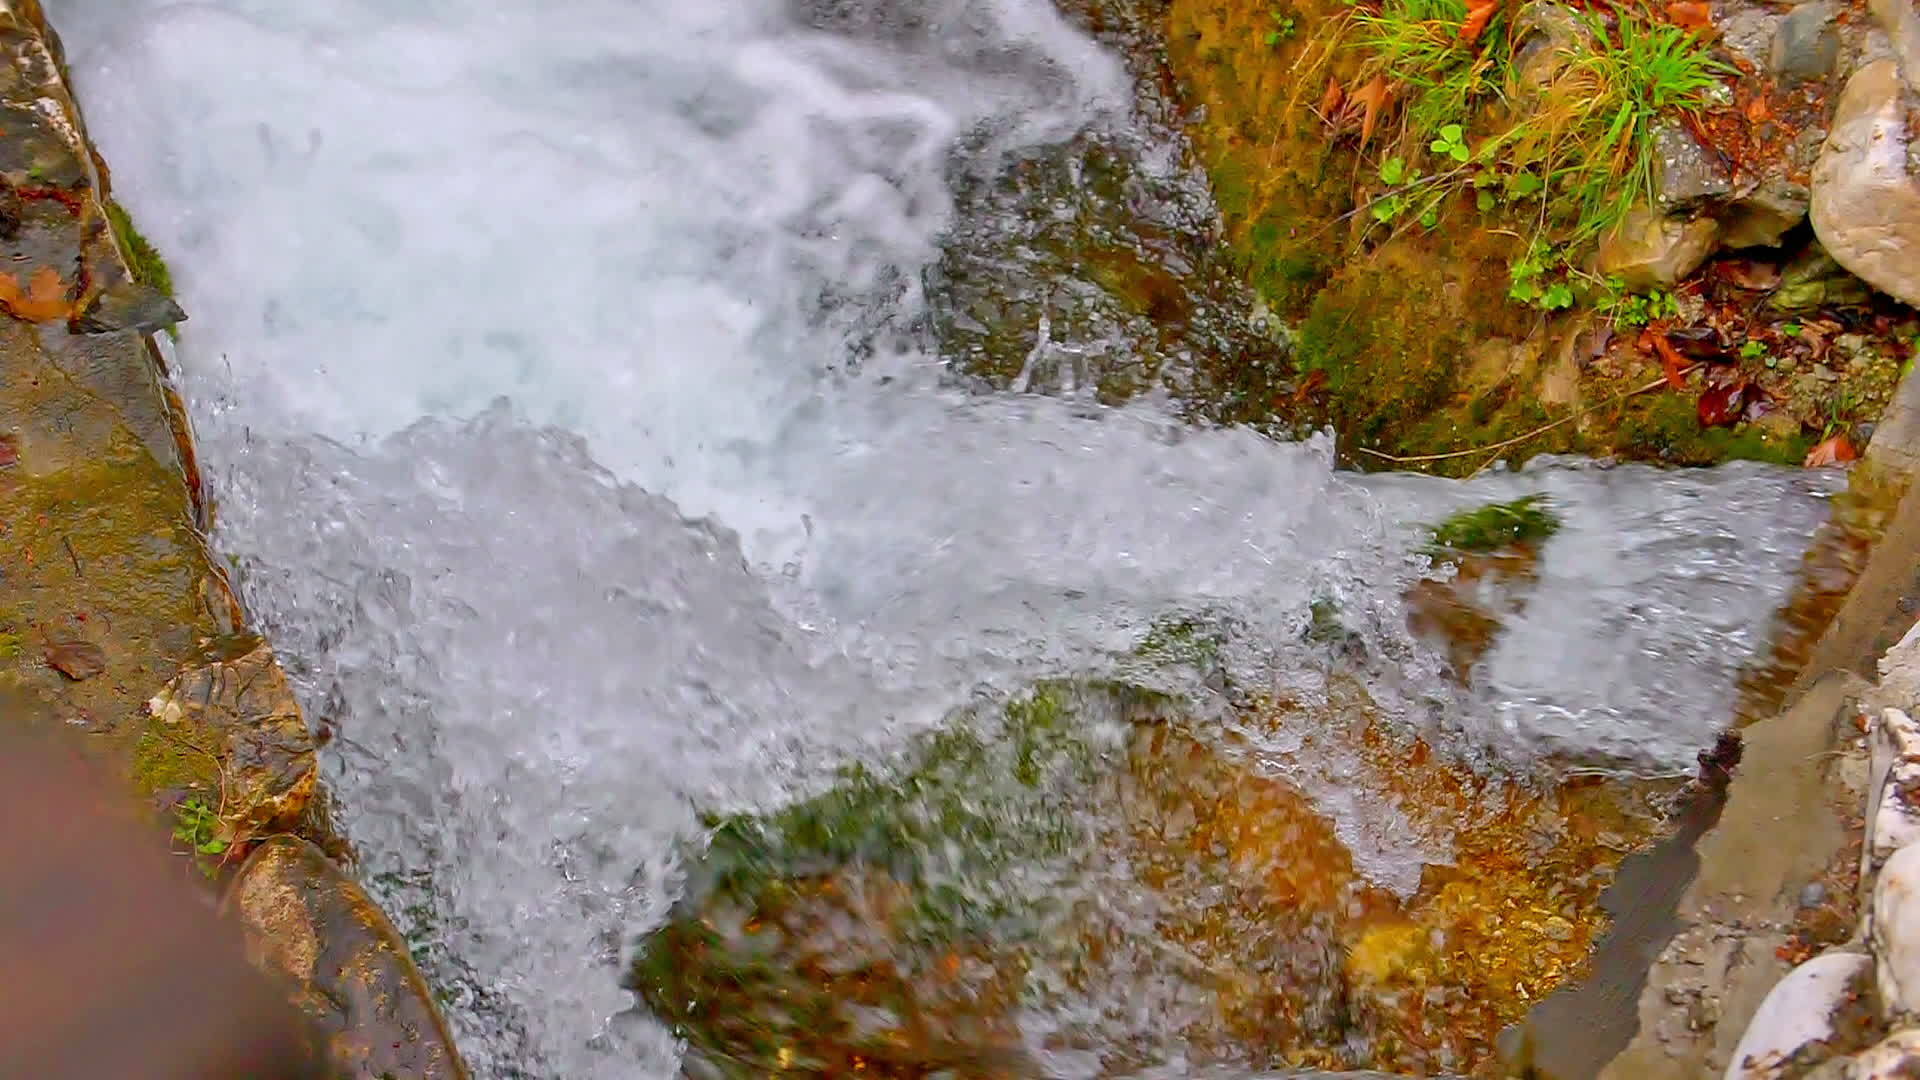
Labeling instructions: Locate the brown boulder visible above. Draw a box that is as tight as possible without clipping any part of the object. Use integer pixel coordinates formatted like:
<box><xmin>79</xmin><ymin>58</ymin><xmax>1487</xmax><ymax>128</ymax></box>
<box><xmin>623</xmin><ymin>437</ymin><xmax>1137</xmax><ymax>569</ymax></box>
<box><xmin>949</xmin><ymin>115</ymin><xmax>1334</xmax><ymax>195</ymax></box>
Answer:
<box><xmin>1809</xmin><ymin>60</ymin><xmax>1920</xmax><ymax>306</ymax></box>
<box><xmin>226</xmin><ymin>837</ymin><xmax>469</xmax><ymax>1080</ymax></box>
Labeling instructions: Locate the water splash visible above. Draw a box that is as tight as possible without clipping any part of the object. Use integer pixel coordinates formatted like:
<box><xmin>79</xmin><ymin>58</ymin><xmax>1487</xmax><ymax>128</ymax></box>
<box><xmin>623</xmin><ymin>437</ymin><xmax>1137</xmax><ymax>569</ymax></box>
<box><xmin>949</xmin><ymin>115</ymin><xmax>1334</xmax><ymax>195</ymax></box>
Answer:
<box><xmin>62</xmin><ymin>0</ymin><xmax>1836</xmax><ymax>1075</ymax></box>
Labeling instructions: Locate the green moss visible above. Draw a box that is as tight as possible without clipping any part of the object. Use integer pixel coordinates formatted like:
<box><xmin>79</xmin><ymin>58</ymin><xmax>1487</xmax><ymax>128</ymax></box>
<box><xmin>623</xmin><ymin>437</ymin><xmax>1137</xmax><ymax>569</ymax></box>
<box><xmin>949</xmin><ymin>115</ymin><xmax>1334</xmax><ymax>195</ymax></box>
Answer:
<box><xmin>106</xmin><ymin>200</ymin><xmax>174</xmax><ymax>299</ymax></box>
<box><xmin>131</xmin><ymin>722</ymin><xmax>218</xmax><ymax>796</ymax></box>
<box><xmin>1613</xmin><ymin>392</ymin><xmax>1812</xmax><ymax>466</ymax></box>
<box><xmin>1135</xmin><ymin>616</ymin><xmax>1225</xmax><ymax>668</ymax></box>
<box><xmin>0</xmin><ymin>632</ymin><xmax>17</xmax><ymax>660</ymax></box>
<box><xmin>1428</xmin><ymin>494</ymin><xmax>1560</xmax><ymax>553</ymax></box>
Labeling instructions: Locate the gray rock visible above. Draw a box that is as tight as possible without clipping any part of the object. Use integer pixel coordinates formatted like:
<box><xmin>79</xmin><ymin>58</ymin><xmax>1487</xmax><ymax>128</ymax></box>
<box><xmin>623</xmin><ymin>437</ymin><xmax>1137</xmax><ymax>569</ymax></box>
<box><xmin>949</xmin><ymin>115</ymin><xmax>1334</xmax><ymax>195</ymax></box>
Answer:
<box><xmin>1810</xmin><ymin>60</ymin><xmax>1920</xmax><ymax>306</ymax></box>
<box><xmin>1849</xmin><ymin>1029</ymin><xmax>1920</xmax><ymax>1077</ymax></box>
<box><xmin>1770</xmin><ymin>241</ymin><xmax>1875</xmax><ymax>309</ymax></box>
<box><xmin>1875</xmin><ymin>845</ymin><xmax>1920</xmax><ymax>1016</ymax></box>
<box><xmin>1597</xmin><ymin>207</ymin><xmax>1721</xmax><ymax>289</ymax></box>
<box><xmin>1871</xmin><ymin>0</ymin><xmax>1920</xmax><ymax>93</ymax></box>
<box><xmin>1722</xmin><ymin>950</ymin><xmax>1873</xmax><ymax>1079</ymax></box>
<box><xmin>1772</xmin><ymin>2</ymin><xmax>1841</xmax><ymax>83</ymax></box>
<box><xmin>1865</xmin><ymin>707</ymin><xmax>1920</xmax><ymax>879</ymax></box>
<box><xmin>73</xmin><ymin>280</ymin><xmax>184</xmax><ymax>335</ymax></box>
<box><xmin>1513</xmin><ymin>2</ymin><xmax>1596</xmax><ymax>90</ymax></box>
<box><xmin>1656</xmin><ymin>121</ymin><xmax>1734</xmax><ymax>209</ymax></box>
<box><xmin>1723</xmin><ymin>6</ymin><xmax>1790</xmax><ymax>71</ymax></box>
<box><xmin>1722</xmin><ymin>176</ymin><xmax>1812</xmax><ymax>248</ymax></box>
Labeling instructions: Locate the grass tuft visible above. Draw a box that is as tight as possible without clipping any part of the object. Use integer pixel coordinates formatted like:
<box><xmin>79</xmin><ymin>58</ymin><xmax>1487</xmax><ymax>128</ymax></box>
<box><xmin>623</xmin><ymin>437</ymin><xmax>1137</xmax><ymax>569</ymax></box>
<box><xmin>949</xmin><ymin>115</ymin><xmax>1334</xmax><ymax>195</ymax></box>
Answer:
<box><xmin>1428</xmin><ymin>493</ymin><xmax>1561</xmax><ymax>553</ymax></box>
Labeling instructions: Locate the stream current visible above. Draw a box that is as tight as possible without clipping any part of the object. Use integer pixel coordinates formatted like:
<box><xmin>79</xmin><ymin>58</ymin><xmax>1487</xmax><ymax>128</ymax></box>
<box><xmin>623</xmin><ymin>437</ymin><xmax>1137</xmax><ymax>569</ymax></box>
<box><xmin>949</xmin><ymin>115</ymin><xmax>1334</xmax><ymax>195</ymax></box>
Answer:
<box><xmin>60</xmin><ymin>0</ymin><xmax>1836</xmax><ymax>1074</ymax></box>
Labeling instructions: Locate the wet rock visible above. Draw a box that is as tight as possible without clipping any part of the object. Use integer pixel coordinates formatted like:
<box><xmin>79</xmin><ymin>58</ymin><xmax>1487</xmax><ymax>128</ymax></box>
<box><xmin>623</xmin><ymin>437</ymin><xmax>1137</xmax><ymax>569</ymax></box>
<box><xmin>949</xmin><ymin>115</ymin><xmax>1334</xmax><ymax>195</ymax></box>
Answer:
<box><xmin>1656</xmin><ymin>122</ymin><xmax>1734</xmax><ymax>209</ymax></box>
<box><xmin>1810</xmin><ymin>60</ymin><xmax>1920</xmax><ymax>306</ymax></box>
<box><xmin>1878</xmin><ymin>620</ymin><xmax>1920</xmax><ymax>708</ymax></box>
<box><xmin>1723</xmin><ymin>950</ymin><xmax>1874</xmax><ymax>1079</ymax></box>
<box><xmin>1770</xmin><ymin>241</ymin><xmax>1876</xmax><ymax>310</ymax></box>
<box><xmin>1870</xmin><ymin>0</ymin><xmax>1920</xmax><ymax>92</ymax></box>
<box><xmin>73</xmin><ymin>280</ymin><xmax>184</xmax><ymax>335</ymax></box>
<box><xmin>1772</xmin><ymin>3</ymin><xmax>1842</xmax><ymax>83</ymax></box>
<box><xmin>1597</xmin><ymin>208</ymin><xmax>1721</xmax><ymax>289</ymax></box>
<box><xmin>1723</xmin><ymin>6</ymin><xmax>1790</xmax><ymax>72</ymax></box>
<box><xmin>1722</xmin><ymin>176</ymin><xmax>1812</xmax><ymax>249</ymax></box>
<box><xmin>1865</xmin><ymin>707</ymin><xmax>1920</xmax><ymax>876</ymax></box>
<box><xmin>147</xmin><ymin>640</ymin><xmax>317</xmax><ymax>833</ymax></box>
<box><xmin>226</xmin><ymin>837</ymin><xmax>469</xmax><ymax>1080</ymax></box>
<box><xmin>43</xmin><ymin>637</ymin><xmax>103</xmax><ymax>680</ymax></box>
<box><xmin>1874</xmin><ymin>844</ymin><xmax>1920</xmax><ymax>1015</ymax></box>
<box><xmin>1513</xmin><ymin>2</ymin><xmax>1597</xmax><ymax>90</ymax></box>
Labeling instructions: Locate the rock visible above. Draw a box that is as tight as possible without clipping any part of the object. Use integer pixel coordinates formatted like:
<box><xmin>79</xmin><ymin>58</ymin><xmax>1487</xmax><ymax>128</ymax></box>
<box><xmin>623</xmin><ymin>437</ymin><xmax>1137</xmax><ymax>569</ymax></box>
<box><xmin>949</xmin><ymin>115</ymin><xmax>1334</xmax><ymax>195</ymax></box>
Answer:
<box><xmin>1513</xmin><ymin>2</ymin><xmax>1597</xmax><ymax>89</ymax></box>
<box><xmin>1848</xmin><ymin>1029</ymin><xmax>1920</xmax><ymax>1078</ymax></box>
<box><xmin>226</xmin><ymin>837</ymin><xmax>470</xmax><ymax>1079</ymax></box>
<box><xmin>73</xmin><ymin>280</ymin><xmax>184</xmax><ymax>335</ymax></box>
<box><xmin>1723</xmin><ymin>7</ymin><xmax>1789</xmax><ymax>72</ymax></box>
<box><xmin>1597</xmin><ymin>208</ymin><xmax>1721</xmax><ymax>289</ymax></box>
<box><xmin>1875</xmin><ymin>845</ymin><xmax>1920</xmax><ymax>1015</ymax></box>
<box><xmin>1656</xmin><ymin>122</ymin><xmax>1734</xmax><ymax>209</ymax></box>
<box><xmin>1722</xmin><ymin>176</ymin><xmax>1812</xmax><ymax>249</ymax></box>
<box><xmin>1772</xmin><ymin>2</ymin><xmax>1842</xmax><ymax>83</ymax></box>
<box><xmin>1864</xmin><ymin>707</ymin><xmax>1920</xmax><ymax>877</ymax></box>
<box><xmin>1770</xmin><ymin>241</ymin><xmax>1876</xmax><ymax>310</ymax></box>
<box><xmin>1879</xmin><ymin>620</ymin><xmax>1920</xmax><ymax>708</ymax></box>
<box><xmin>1810</xmin><ymin>60</ymin><xmax>1920</xmax><ymax>306</ymax></box>
<box><xmin>1722</xmin><ymin>950</ymin><xmax>1874</xmax><ymax>1079</ymax></box>
<box><xmin>147</xmin><ymin>639</ymin><xmax>317</xmax><ymax>834</ymax></box>
<box><xmin>1870</xmin><ymin>0</ymin><xmax>1920</xmax><ymax>93</ymax></box>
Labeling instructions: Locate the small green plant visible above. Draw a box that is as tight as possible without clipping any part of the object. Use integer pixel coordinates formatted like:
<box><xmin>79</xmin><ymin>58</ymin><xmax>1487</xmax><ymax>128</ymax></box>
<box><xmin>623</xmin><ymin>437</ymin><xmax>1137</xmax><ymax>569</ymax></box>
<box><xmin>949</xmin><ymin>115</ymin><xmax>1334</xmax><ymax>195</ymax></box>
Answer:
<box><xmin>1429</xmin><ymin>123</ymin><xmax>1471</xmax><ymax>163</ymax></box>
<box><xmin>1596</xmin><ymin>280</ymin><xmax>1680</xmax><ymax>329</ymax></box>
<box><xmin>172</xmin><ymin>797</ymin><xmax>229</xmax><ymax>876</ymax></box>
<box><xmin>1507</xmin><ymin>243</ymin><xmax>1576</xmax><ymax>311</ymax></box>
<box><xmin>1428</xmin><ymin>494</ymin><xmax>1562</xmax><ymax>554</ymax></box>
<box><xmin>1738</xmin><ymin>340</ymin><xmax>1767</xmax><ymax>362</ymax></box>
<box><xmin>1780</xmin><ymin>322</ymin><xmax>1803</xmax><ymax>337</ymax></box>
<box><xmin>1265</xmin><ymin>9</ymin><xmax>1298</xmax><ymax>43</ymax></box>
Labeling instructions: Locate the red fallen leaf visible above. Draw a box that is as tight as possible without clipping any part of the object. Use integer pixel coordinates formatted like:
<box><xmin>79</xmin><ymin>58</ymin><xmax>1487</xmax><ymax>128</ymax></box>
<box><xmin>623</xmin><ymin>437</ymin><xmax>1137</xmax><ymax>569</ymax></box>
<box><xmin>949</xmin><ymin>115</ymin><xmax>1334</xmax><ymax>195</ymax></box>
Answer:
<box><xmin>1805</xmin><ymin>433</ymin><xmax>1859</xmax><ymax>467</ymax></box>
<box><xmin>1460</xmin><ymin>0</ymin><xmax>1501</xmax><ymax>43</ymax></box>
<box><xmin>1667</xmin><ymin>1</ymin><xmax>1713</xmax><ymax>30</ymax></box>
<box><xmin>0</xmin><ymin>434</ymin><xmax>16</xmax><ymax>467</ymax></box>
<box><xmin>45</xmin><ymin>639</ymin><xmax>105</xmax><ymax>681</ymax></box>
<box><xmin>1697</xmin><ymin>380</ymin><xmax>1748</xmax><ymax>427</ymax></box>
<box><xmin>1744</xmin><ymin>90</ymin><xmax>1773</xmax><ymax>123</ymax></box>
<box><xmin>1645</xmin><ymin>331</ymin><xmax>1691</xmax><ymax>389</ymax></box>
<box><xmin>1319</xmin><ymin>78</ymin><xmax>1344</xmax><ymax>120</ymax></box>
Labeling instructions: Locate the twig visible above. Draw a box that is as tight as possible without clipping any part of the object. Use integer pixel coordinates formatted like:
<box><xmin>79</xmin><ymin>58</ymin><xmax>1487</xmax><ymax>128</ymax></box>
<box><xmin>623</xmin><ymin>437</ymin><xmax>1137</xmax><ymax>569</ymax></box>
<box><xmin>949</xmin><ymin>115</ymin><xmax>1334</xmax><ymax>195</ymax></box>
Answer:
<box><xmin>1353</xmin><ymin>362</ymin><xmax>1702</xmax><ymax>465</ymax></box>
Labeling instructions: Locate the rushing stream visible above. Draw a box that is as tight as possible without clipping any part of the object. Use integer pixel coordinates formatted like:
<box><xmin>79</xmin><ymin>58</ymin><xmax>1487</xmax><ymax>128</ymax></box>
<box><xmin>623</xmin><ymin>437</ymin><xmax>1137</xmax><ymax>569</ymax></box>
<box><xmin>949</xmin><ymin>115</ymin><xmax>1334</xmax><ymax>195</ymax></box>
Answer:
<box><xmin>61</xmin><ymin>0</ymin><xmax>1840</xmax><ymax>1075</ymax></box>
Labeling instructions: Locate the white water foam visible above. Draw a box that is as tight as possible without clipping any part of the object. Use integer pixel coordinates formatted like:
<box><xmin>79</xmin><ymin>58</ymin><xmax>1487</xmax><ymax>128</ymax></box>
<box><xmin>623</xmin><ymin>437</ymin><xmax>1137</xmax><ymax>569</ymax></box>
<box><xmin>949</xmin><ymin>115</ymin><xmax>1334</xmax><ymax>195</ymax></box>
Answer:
<box><xmin>60</xmin><ymin>0</ymin><xmax>1836</xmax><ymax>1074</ymax></box>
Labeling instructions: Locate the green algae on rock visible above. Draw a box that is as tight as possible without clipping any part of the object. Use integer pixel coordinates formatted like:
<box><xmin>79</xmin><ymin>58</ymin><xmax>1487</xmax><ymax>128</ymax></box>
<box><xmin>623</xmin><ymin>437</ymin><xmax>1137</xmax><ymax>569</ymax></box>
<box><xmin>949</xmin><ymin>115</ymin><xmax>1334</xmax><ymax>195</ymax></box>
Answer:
<box><xmin>1428</xmin><ymin>493</ymin><xmax>1560</xmax><ymax>555</ymax></box>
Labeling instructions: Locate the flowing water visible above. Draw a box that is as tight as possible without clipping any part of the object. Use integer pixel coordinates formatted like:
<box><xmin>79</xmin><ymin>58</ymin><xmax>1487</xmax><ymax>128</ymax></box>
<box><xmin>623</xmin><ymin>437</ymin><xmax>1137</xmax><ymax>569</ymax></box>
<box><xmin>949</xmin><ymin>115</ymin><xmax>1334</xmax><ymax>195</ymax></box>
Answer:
<box><xmin>59</xmin><ymin>1</ymin><xmax>1840</xmax><ymax>1075</ymax></box>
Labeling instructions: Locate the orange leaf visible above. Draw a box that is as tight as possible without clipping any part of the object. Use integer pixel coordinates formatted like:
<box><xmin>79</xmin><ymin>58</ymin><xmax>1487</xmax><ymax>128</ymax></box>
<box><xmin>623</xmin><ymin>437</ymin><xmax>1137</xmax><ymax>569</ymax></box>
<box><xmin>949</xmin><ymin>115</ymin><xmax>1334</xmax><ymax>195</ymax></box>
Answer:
<box><xmin>1804</xmin><ymin>434</ymin><xmax>1858</xmax><ymax>468</ymax></box>
<box><xmin>1666</xmin><ymin>1</ymin><xmax>1712</xmax><ymax>30</ymax></box>
<box><xmin>0</xmin><ymin>266</ymin><xmax>71</xmax><ymax>323</ymax></box>
<box><xmin>1460</xmin><ymin>0</ymin><xmax>1500</xmax><ymax>43</ymax></box>
<box><xmin>1647</xmin><ymin>332</ymin><xmax>1690</xmax><ymax>390</ymax></box>
<box><xmin>1349</xmin><ymin>76</ymin><xmax>1391</xmax><ymax>146</ymax></box>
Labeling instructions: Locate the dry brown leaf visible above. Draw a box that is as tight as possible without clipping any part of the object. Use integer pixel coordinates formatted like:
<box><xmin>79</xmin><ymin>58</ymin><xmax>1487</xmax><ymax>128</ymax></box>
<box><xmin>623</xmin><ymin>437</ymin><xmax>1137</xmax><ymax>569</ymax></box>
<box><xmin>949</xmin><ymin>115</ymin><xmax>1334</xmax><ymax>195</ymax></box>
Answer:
<box><xmin>0</xmin><ymin>266</ymin><xmax>72</xmax><ymax>323</ymax></box>
<box><xmin>1644</xmin><ymin>331</ymin><xmax>1691</xmax><ymax>390</ymax></box>
<box><xmin>45</xmin><ymin>640</ymin><xmax>105</xmax><ymax>681</ymax></box>
<box><xmin>1349</xmin><ymin>76</ymin><xmax>1391</xmax><ymax>146</ymax></box>
<box><xmin>1320</xmin><ymin>78</ymin><xmax>1345</xmax><ymax>120</ymax></box>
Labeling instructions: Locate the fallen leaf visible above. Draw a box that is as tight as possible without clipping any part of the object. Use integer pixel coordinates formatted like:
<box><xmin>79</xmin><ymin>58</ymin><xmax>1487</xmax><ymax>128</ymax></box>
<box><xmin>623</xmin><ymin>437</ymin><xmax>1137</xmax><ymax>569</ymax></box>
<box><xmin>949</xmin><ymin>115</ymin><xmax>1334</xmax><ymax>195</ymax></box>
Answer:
<box><xmin>1805</xmin><ymin>433</ymin><xmax>1859</xmax><ymax>467</ymax></box>
<box><xmin>1646</xmin><ymin>331</ymin><xmax>1691</xmax><ymax>389</ymax></box>
<box><xmin>1347</xmin><ymin>76</ymin><xmax>1391</xmax><ymax>146</ymax></box>
<box><xmin>1716</xmin><ymin>259</ymin><xmax>1781</xmax><ymax>291</ymax></box>
<box><xmin>0</xmin><ymin>266</ymin><xmax>72</xmax><ymax>323</ymax></box>
<box><xmin>1320</xmin><ymin>78</ymin><xmax>1344</xmax><ymax>120</ymax></box>
<box><xmin>1697</xmin><ymin>380</ymin><xmax>1748</xmax><ymax>427</ymax></box>
<box><xmin>1744</xmin><ymin>92</ymin><xmax>1772</xmax><ymax>123</ymax></box>
<box><xmin>1666</xmin><ymin>1</ymin><xmax>1713</xmax><ymax>30</ymax></box>
<box><xmin>1460</xmin><ymin>0</ymin><xmax>1500</xmax><ymax>43</ymax></box>
<box><xmin>0</xmin><ymin>435</ymin><xmax>16</xmax><ymax>467</ymax></box>
<box><xmin>45</xmin><ymin>640</ymin><xmax>105</xmax><ymax>681</ymax></box>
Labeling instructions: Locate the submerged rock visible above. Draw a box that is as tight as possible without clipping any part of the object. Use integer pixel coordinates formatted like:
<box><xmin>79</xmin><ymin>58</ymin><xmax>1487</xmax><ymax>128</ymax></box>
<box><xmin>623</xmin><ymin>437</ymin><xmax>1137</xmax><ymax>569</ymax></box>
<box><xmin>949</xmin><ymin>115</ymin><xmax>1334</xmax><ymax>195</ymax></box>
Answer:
<box><xmin>1810</xmin><ymin>61</ymin><xmax>1920</xmax><ymax>306</ymax></box>
<box><xmin>634</xmin><ymin>680</ymin><xmax>1671</xmax><ymax>1076</ymax></box>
